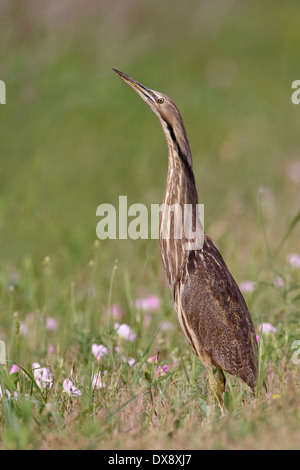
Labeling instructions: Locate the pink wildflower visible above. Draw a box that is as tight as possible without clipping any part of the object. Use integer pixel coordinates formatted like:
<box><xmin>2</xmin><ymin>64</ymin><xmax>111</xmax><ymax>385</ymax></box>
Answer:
<box><xmin>172</xmin><ymin>358</ymin><xmax>180</xmax><ymax>367</ymax></box>
<box><xmin>287</xmin><ymin>253</ymin><xmax>300</xmax><ymax>269</ymax></box>
<box><xmin>160</xmin><ymin>321</ymin><xmax>173</xmax><ymax>331</ymax></box>
<box><xmin>46</xmin><ymin>317</ymin><xmax>58</xmax><ymax>331</ymax></box>
<box><xmin>157</xmin><ymin>365</ymin><xmax>168</xmax><ymax>376</ymax></box>
<box><xmin>147</xmin><ymin>355</ymin><xmax>158</xmax><ymax>364</ymax></box>
<box><xmin>91</xmin><ymin>370</ymin><xmax>107</xmax><ymax>389</ymax></box>
<box><xmin>114</xmin><ymin>323</ymin><xmax>136</xmax><ymax>341</ymax></box>
<box><xmin>92</xmin><ymin>343</ymin><xmax>108</xmax><ymax>362</ymax></box>
<box><xmin>273</xmin><ymin>276</ymin><xmax>284</xmax><ymax>288</ymax></box>
<box><xmin>63</xmin><ymin>379</ymin><xmax>81</xmax><ymax>397</ymax></box>
<box><xmin>19</xmin><ymin>322</ymin><xmax>28</xmax><ymax>336</ymax></box>
<box><xmin>260</xmin><ymin>322</ymin><xmax>278</xmax><ymax>334</ymax></box>
<box><xmin>239</xmin><ymin>281</ymin><xmax>255</xmax><ymax>293</ymax></box>
<box><xmin>0</xmin><ymin>386</ymin><xmax>18</xmax><ymax>399</ymax></box>
<box><xmin>32</xmin><ymin>362</ymin><xmax>53</xmax><ymax>389</ymax></box>
<box><xmin>135</xmin><ymin>295</ymin><xmax>160</xmax><ymax>311</ymax></box>
<box><xmin>9</xmin><ymin>364</ymin><xmax>19</xmax><ymax>375</ymax></box>
<box><xmin>25</xmin><ymin>312</ymin><xmax>35</xmax><ymax>323</ymax></box>
<box><xmin>107</xmin><ymin>304</ymin><xmax>124</xmax><ymax>319</ymax></box>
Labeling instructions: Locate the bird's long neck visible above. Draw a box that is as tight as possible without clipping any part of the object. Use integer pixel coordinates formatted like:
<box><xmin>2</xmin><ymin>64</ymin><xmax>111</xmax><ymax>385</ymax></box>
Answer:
<box><xmin>159</xmin><ymin>118</ymin><xmax>200</xmax><ymax>297</ymax></box>
<box><xmin>162</xmin><ymin>119</ymin><xmax>198</xmax><ymax>206</ymax></box>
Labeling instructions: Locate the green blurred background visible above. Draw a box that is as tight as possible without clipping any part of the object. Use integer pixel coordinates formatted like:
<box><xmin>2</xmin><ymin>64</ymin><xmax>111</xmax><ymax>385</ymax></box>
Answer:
<box><xmin>1</xmin><ymin>0</ymin><xmax>300</xmax><ymax>297</ymax></box>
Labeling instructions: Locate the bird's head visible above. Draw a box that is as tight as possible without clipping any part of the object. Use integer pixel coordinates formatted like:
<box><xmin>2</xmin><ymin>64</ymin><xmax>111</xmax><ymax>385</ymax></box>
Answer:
<box><xmin>113</xmin><ymin>69</ymin><xmax>193</xmax><ymax>169</ymax></box>
<box><xmin>113</xmin><ymin>69</ymin><xmax>182</xmax><ymax>130</ymax></box>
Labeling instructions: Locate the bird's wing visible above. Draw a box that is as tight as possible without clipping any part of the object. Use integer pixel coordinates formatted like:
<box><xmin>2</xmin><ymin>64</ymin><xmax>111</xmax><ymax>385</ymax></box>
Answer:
<box><xmin>179</xmin><ymin>234</ymin><xmax>258</xmax><ymax>388</ymax></box>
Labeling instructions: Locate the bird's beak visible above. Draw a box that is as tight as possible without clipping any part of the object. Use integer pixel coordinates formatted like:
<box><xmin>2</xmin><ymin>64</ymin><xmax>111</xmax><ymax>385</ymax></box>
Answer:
<box><xmin>113</xmin><ymin>69</ymin><xmax>157</xmax><ymax>104</ymax></box>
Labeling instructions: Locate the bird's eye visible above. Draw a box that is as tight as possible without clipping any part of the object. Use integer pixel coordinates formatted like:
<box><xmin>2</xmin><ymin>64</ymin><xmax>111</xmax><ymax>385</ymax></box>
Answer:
<box><xmin>157</xmin><ymin>97</ymin><xmax>164</xmax><ymax>104</ymax></box>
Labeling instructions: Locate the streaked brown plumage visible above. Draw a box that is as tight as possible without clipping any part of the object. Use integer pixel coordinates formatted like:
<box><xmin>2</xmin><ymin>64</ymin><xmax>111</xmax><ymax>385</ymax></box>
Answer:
<box><xmin>113</xmin><ymin>69</ymin><xmax>258</xmax><ymax>398</ymax></box>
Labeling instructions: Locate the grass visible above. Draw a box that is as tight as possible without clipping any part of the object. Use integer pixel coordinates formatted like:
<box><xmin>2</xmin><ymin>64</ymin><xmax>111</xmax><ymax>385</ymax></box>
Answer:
<box><xmin>0</xmin><ymin>237</ymin><xmax>300</xmax><ymax>450</ymax></box>
<box><xmin>1</xmin><ymin>0</ymin><xmax>300</xmax><ymax>450</ymax></box>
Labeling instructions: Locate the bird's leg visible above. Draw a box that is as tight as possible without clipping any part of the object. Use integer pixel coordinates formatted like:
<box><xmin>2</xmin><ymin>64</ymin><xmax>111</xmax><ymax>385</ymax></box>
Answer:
<box><xmin>207</xmin><ymin>367</ymin><xmax>226</xmax><ymax>406</ymax></box>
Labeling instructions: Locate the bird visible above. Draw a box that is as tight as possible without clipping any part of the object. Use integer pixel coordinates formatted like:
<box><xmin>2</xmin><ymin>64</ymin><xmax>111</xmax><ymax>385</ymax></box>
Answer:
<box><xmin>113</xmin><ymin>69</ymin><xmax>258</xmax><ymax>403</ymax></box>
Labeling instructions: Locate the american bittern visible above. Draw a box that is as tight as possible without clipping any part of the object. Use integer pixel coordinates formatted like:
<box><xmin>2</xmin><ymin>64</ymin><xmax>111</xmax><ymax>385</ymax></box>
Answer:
<box><xmin>113</xmin><ymin>69</ymin><xmax>258</xmax><ymax>401</ymax></box>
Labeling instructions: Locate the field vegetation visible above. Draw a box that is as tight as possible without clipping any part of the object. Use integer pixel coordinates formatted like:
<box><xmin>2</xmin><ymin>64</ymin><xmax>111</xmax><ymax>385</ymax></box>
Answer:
<box><xmin>0</xmin><ymin>0</ymin><xmax>300</xmax><ymax>449</ymax></box>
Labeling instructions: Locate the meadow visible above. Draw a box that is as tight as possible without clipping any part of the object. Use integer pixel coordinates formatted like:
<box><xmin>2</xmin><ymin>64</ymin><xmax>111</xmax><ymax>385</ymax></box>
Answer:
<box><xmin>0</xmin><ymin>0</ymin><xmax>300</xmax><ymax>450</ymax></box>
